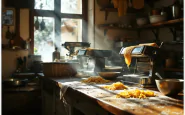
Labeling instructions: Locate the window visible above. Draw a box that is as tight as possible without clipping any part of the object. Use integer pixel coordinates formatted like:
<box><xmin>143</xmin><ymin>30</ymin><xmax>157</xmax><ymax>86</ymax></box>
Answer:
<box><xmin>61</xmin><ymin>0</ymin><xmax>82</xmax><ymax>14</ymax></box>
<box><xmin>34</xmin><ymin>0</ymin><xmax>54</xmax><ymax>10</ymax></box>
<box><xmin>33</xmin><ymin>0</ymin><xmax>87</xmax><ymax>62</ymax></box>
<box><xmin>34</xmin><ymin>17</ymin><xmax>54</xmax><ymax>62</ymax></box>
<box><xmin>61</xmin><ymin>18</ymin><xmax>82</xmax><ymax>57</ymax></box>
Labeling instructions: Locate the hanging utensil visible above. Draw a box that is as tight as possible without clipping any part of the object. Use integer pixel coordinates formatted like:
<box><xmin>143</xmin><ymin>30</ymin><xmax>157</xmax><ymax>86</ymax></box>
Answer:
<box><xmin>34</xmin><ymin>17</ymin><xmax>40</xmax><ymax>30</ymax></box>
<box><xmin>23</xmin><ymin>56</ymin><xmax>27</xmax><ymax>70</ymax></box>
<box><xmin>118</xmin><ymin>0</ymin><xmax>127</xmax><ymax>17</ymax></box>
<box><xmin>40</xmin><ymin>17</ymin><xmax>46</xmax><ymax>31</ymax></box>
<box><xmin>127</xmin><ymin>0</ymin><xmax>134</xmax><ymax>13</ymax></box>
<box><xmin>155</xmin><ymin>72</ymin><xmax>163</xmax><ymax>79</ymax></box>
<box><xmin>128</xmin><ymin>0</ymin><xmax>132</xmax><ymax>7</ymax></box>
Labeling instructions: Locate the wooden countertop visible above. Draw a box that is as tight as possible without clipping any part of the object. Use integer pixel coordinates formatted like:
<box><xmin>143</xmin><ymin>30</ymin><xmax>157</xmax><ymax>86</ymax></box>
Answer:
<box><xmin>39</xmin><ymin>74</ymin><xmax>184</xmax><ymax>115</ymax></box>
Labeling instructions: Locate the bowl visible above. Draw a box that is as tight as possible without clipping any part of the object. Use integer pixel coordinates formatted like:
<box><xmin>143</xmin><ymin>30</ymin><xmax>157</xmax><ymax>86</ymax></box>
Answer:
<box><xmin>98</xmin><ymin>72</ymin><xmax>121</xmax><ymax>80</ymax></box>
<box><xmin>104</xmin><ymin>66</ymin><xmax>122</xmax><ymax>72</ymax></box>
<box><xmin>3</xmin><ymin>78</ymin><xmax>28</xmax><ymax>87</ymax></box>
<box><xmin>149</xmin><ymin>15</ymin><xmax>167</xmax><ymax>24</ymax></box>
<box><xmin>155</xmin><ymin>79</ymin><xmax>184</xmax><ymax>96</ymax></box>
<box><xmin>136</xmin><ymin>18</ymin><xmax>148</xmax><ymax>26</ymax></box>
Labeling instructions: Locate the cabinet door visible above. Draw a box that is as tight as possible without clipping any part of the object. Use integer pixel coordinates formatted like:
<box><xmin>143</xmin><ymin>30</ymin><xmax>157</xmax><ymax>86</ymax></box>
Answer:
<box><xmin>55</xmin><ymin>99</ymin><xmax>68</xmax><ymax>115</ymax></box>
<box><xmin>42</xmin><ymin>91</ymin><xmax>54</xmax><ymax>115</ymax></box>
<box><xmin>41</xmin><ymin>78</ymin><xmax>55</xmax><ymax>115</ymax></box>
<box><xmin>55</xmin><ymin>86</ymin><xmax>68</xmax><ymax>115</ymax></box>
<box><xmin>5</xmin><ymin>0</ymin><xmax>34</xmax><ymax>8</ymax></box>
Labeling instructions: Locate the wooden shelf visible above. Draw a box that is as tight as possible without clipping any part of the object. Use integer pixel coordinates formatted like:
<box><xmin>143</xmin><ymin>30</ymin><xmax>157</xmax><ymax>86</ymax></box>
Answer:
<box><xmin>163</xmin><ymin>68</ymin><xmax>183</xmax><ymax>72</ymax></box>
<box><xmin>98</xmin><ymin>18</ymin><xmax>183</xmax><ymax>30</ymax></box>
<box><xmin>2</xmin><ymin>46</ymin><xmax>28</xmax><ymax>51</ymax></box>
<box><xmin>98</xmin><ymin>25</ymin><xmax>135</xmax><ymax>31</ymax></box>
<box><xmin>100</xmin><ymin>8</ymin><xmax>118</xmax><ymax>12</ymax></box>
<box><xmin>98</xmin><ymin>18</ymin><xmax>183</xmax><ymax>39</ymax></box>
<box><xmin>100</xmin><ymin>8</ymin><xmax>118</xmax><ymax>21</ymax></box>
<box><xmin>137</xmin><ymin>18</ymin><xmax>183</xmax><ymax>30</ymax></box>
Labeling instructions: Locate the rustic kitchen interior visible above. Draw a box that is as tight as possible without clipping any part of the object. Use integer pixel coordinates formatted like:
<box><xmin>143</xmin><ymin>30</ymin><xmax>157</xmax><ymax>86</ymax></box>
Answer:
<box><xmin>1</xmin><ymin>0</ymin><xmax>184</xmax><ymax>115</ymax></box>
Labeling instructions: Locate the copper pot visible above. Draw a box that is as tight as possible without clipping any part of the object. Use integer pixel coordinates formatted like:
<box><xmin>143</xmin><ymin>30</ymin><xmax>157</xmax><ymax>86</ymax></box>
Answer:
<box><xmin>150</xmin><ymin>9</ymin><xmax>161</xmax><ymax>15</ymax></box>
<box><xmin>96</xmin><ymin>0</ymin><xmax>113</xmax><ymax>8</ymax></box>
<box><xmin>165</xmin><ymin>58</ymin><xmax>176</xmax><ymax>68</ymax></box>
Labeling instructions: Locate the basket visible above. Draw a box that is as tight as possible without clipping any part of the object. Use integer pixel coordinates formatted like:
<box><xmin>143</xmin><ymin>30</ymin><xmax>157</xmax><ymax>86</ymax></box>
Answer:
<box><xmin>42</xmin><ymin>62</ymin><xmax>79</xmax><ymax>78</ymax></box>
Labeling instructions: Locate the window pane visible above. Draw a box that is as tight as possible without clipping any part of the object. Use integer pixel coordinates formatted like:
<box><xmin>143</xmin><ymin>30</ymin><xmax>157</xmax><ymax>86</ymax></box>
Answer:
<box><xmin>61</xmin><ymin>18</ymin><xmax>82</xmax><ymax>56</ymax></box>
<box><xmin>34</xmin><ymin>0</ymin><xmax>54</xmax><ymax>10</ymax></box>
<box><xmin>61</xmin><ymin>0</ymin><xmax>82</xmax><ymax>14</ymax></box>
<box><xmin>34</xmin><ymin>17</ymin><xmax>55</xmax><ymax>62</ymax></box>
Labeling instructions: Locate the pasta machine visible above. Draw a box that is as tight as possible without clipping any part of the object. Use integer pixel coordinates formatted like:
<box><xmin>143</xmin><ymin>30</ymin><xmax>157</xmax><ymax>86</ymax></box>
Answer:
<box><xmin>119</xmin><ymin>45</ymin><xmax>164</xmax><ymax>88</ymax></box>
<box><xmin>77</xmin><ymin>49</ymin><xmax>112</xmax><ymax>75</ymax></box>
<box><xmin>62</xmin><ymin>42</ymin><xmax>91</xmax><ymax>57</ymax></box>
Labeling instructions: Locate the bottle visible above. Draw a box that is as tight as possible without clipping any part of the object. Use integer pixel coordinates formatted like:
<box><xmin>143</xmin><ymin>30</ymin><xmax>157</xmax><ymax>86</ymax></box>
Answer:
<box><xmin>6</xmin><ymin>26</ymin><xmax>12</xmax><ymax>40</ymax></box>
<box><xmin>52</xmin><ymin>47</ymin><xmax>60</xmax><ymax>62</ymax></box>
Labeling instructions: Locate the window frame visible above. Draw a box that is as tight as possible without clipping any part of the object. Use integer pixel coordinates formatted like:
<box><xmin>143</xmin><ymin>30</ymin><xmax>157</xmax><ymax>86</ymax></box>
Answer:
<box><xmin>30</xmin><ymin>0</ymin><xmax>88</xmax><ymax>54</ymax></box>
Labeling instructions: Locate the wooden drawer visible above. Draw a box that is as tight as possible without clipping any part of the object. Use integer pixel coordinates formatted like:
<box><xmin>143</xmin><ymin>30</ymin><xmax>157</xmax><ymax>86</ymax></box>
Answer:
<box><xmin>64</xmin><ymin>88</ymin><xmax>110</xmax><ymax>115</ymax></box>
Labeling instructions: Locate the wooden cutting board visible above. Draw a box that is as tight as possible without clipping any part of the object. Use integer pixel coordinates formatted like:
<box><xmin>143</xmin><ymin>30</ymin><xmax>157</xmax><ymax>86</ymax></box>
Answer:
<box><xmin>56</xmin><ymin>78</ymin><xmax>183</xmax><ymax>115</ymax></box>
<box><xmin>77</xmin><ymin>85</ymin><xmax>183</xmax><ymax>115</ymax></box>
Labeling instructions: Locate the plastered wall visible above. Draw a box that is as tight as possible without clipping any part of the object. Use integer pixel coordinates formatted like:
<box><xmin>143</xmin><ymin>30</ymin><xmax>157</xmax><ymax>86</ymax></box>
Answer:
<box><xmin>94</xmin><ymin>1</ymin><xmax>138</xmax><ymax>50</ymax></box>
<box><xmin>140</xmin><ymin>0</ymin><xmax>176</xmax><ymax>42</ymax></box>
<box><xmin>94</xmin><ymin>0</ymin><xmax>181</xmax><ymax>50</ymax></box>
<box><xmin>2</xmin><ymin>0</ymin><xmax>29</xmax><ymax>78</ymax></box>
<box><xmin>88</xmin><ymin>0</ymin><xmax>95</xmax><ymax>48</ymax></box>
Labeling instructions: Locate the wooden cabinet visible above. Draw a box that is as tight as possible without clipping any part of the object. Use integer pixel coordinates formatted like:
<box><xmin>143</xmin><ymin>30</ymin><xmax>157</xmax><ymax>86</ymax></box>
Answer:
<box><xmin>55</xmin><ymin>86</ymin><xmax>68</xmax><ymax>115</ymax></box>
<box><xmin>2</xmin><ymin>90</ymin><xmax>41</xmax><ymax>115</ymax></box>
<box><xmin>41</xmin><ymin>78</ymin><xmax>55</xmax><ymax>115</ymax></box>
<box><xmin>41</xmin><ymin>78</ymin><xmax>69</xmax><ymax>115</ymax></box>
<box><xmin>5</xmin><ymin>0</ymin><xmax>34</xmax><ymax>8</ymax></box>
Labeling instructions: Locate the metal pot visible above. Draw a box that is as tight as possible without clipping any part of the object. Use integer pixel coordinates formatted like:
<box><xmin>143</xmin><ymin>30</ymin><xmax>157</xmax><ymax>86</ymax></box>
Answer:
<box><xmin>150</xmin><ymin>9</ymin><xmax>161</xmax><ymax>15</ymax></box>
<box><xmin>3</xmin><ymin>78</ymin><xmax>28</xmax><ymax>87</ymax></box>
<box><xmin>136</xmin><ymin>18</ymin><xmax>148</xmax><ymax>26</ymax></box>
<box><xmin>165</xmin><ymin>58</ymin><xmax>176</xmax><ymax>68</ymax></box>
<box><xmin>155</xmin><ymin>79</ymin><xmax>183</xmax><ymax>96</ymax></box>
<box><xmin>171</xmin><ymin>2</ymin><xmax>181</xmax><ymax>19</ymax></box>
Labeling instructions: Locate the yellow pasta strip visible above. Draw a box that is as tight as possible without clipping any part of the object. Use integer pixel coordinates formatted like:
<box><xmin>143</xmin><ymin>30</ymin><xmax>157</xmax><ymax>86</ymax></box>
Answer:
<box><xmin>116</xmin><ymin>89</ymin><xmax>155</xmax><ymax>99</ymax></box>
<box><xmin>81</xmin><ymin>76</ymin><xmax>110</xmax><ymax>84</ymax></box>
<box><xmin>123</xmin><ymin>43</ymin><xmax>159</xmax><ymax>67</ymax></box>
<box><xmin>102</xmin><ymin>82</ymin><xmax>128</xmax><ymax>90</ymax></box>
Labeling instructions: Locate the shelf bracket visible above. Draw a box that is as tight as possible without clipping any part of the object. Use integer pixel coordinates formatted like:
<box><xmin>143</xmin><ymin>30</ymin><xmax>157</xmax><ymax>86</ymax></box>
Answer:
<box><xmin>169</xmin><ymin>27</ymin><xmax>177</xmax><ymax>41</ymax></box>
<box><xmin>137</xmin><ymin>30</ymin><xmax>141</xmax><ymax>38</ymax></box>
<box><xmin>105</xmin><ymin>11</ymin><xmax>109</xmax><ymax>21</ymax></box>
<box><xmin>151</xmin><ymin>29</ymin><xmax>160</xmax><ymax>42</ymax></box>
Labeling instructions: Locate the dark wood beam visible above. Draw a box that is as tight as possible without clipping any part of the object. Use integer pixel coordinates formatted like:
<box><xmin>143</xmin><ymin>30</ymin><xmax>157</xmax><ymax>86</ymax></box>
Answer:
<box><xmin>82</xmin><ymin>0</ymin><xmax>88</xmax><ymax>42</ymax></box>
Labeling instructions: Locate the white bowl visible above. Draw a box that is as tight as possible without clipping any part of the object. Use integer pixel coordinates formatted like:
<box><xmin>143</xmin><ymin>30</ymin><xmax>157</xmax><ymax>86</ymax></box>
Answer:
<box><xmin>136</xmin><ymin>18</ymin><xmax>148</xmax><ymax>26</ymax></box>
<box><xmin>149</xmin><ymin>15</ymin><xmax>167</xmax><ymax>24</ymax></box>
<box><xmin>98</xmin><ymin>72</ymin><xmax>121</xmax><ymax>80</ymax></box>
